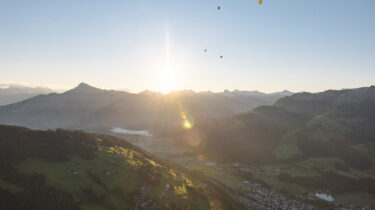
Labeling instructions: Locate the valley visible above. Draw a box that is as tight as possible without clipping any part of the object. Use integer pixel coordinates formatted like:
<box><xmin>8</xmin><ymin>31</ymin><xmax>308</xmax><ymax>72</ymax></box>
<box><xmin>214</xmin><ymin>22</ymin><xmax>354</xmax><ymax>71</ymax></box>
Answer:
<box><xmin>112</xmin><ymin>124</ymin><xmax>375</xmax><ymax>209</ymax></box>
<box><xmin>1</xmin><ymin>85</ymin><xmax>375</xmax><ymax>209</ymax></box>
<box><xmin>2</xmin><ymin>1</ymin><xmax>374</xmax><ymax>209</ymax></box>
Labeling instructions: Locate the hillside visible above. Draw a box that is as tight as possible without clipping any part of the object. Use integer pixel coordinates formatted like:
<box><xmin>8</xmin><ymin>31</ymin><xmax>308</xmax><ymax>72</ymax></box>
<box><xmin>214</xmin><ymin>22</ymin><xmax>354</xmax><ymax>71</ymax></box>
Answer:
<box><xmin>0</xmin><ymin>125</ymin><xmax>242</xmax><ymax>210</ymax></box>
<box><xmin>0</xmin><ymin>83</ymin><xmax>289</xmax><ymax>131</ymax></box>
<box><xmin>162</xmin><ymin>86</ymin><xmax>375</xmax><ymax>206</ymax></box>
<box><xmin>165</xmin><ymin>86</ymin><xmax>375</xmax><ymax>164</ymax></box>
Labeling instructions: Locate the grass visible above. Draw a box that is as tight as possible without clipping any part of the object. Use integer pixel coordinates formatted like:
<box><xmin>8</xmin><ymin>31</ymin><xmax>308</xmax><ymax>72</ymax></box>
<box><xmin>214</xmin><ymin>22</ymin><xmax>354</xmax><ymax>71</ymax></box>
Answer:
<box><xmin>307</xmin><ymin>113</ymin><xmax>348</xmax><ymax>138</ymax></box>
<box><xmin>295</xmin><ymin>157</ymin><xmax>340</xmax><ymax>172</ymax></box>
<box><xmin>335</xmin><ymin>193</ymin><xmax>375</xmax><ymax>207</ymax></box>
<box><xmin>280</xmin><ymin>165</ymin><xmax>320</xmax><ymax>177</ymax></box>
<box><xmin>16</xmin><ymin>145</ymin><xmax>213</xmax><ymax>209</ymax></box>
<box><xmin>303</xmin><ymin>113</ymin><xmax>353</xmax><ymax>145</ymax></box>
<box><xmin>0</xmin><ymin>178</ymin><xmax>23</xmax><ymax>193</ymax></box>
<box><xmin>353</xmin><ymin>143</ymin><xmax>375</xmax><ymax>163</ymax></box>
<box><xmin>16</xmin><ymin>148</ymin><xmax>119</xmax><ymax>199</ymax></box>
<box><xmin>270</xmin><ymin>157</ymin><xmax>372</xmax><ymax>181</ymax></box>
<box><xmin>274</xmin><ymin>131</ymin><xmax>302</xmax><ymax>160</ymax></box>
<box><xmin>257</xmin><ymin>157</ymin><xmax>363</xmax><ymax>194</ymax></box>
<box><xmin>174</xmin><ymin>158</ymin><xmax>244</xmax><ymax>191</ymax></box>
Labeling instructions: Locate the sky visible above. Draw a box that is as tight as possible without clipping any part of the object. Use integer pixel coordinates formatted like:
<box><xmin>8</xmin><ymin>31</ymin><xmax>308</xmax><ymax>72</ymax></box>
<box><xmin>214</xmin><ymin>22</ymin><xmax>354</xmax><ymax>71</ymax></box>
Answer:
<box><xmin>0</xmin><ymin>0</ymin><xmax>375</xmax><ymax>93</ymax></box>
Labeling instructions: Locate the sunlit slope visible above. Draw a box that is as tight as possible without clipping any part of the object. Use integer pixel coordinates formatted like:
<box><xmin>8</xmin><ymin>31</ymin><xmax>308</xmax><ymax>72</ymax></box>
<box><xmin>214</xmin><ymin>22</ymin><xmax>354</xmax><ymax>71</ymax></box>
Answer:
<box><xmin>0</xmin><ymin>125</ymin><xmax>242</xmax><ymax>210</ymax></box>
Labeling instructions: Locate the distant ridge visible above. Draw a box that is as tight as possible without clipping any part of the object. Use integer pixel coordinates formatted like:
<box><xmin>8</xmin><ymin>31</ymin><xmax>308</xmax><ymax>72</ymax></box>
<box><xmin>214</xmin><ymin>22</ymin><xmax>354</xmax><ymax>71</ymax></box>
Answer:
<box><xmin>0</xmin><ymin>83</ymin><xmax>287</xmax><ymax>130</ymax></box>
<box><xmin>220</xmin><ymin>89</ymin><xmax>293</xmax><ymax>97</ymax></box>
<box><xmin>0</xmin><ymin>84</ymin><xmax>55</xmax><ymax>106</ymax></box>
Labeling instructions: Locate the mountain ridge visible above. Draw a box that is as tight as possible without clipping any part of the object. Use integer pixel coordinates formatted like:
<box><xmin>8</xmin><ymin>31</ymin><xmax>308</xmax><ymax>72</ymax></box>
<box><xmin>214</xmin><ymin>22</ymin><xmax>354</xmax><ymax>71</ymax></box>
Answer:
<box><xmin>0</xmin><ymin>84</ymin><xmax>55</xmax><ymax>106</ymax></box>
<box><xmin>0</xmin><ymin>83</ymin><xmax>289</xmax><ymax>131</ymax></box>
<box><xmin>164</xmin><ymin>85</ymin><xmax>375</xmax><ymax>166</ymax></box>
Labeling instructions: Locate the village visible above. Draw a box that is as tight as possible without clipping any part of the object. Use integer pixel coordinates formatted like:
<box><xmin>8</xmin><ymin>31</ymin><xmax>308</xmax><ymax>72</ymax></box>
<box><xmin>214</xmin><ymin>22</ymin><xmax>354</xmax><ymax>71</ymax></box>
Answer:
<box><xmin>238</xmin><ymin>180</ymin><xmax>314</xmax><ymax>209</ymax></box>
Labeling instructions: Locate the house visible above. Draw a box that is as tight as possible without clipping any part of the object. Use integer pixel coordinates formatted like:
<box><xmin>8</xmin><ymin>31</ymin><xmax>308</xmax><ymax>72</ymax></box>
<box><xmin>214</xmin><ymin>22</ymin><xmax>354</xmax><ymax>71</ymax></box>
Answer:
<box><xmin>69</xmin><ymin>170</ymin><xmax>80</xmax><ymax>175</ymax></box>
<box><xmin>314</xmin><ymin>193</ymin><xmax>334</xmax><ymax>202</ymax></box>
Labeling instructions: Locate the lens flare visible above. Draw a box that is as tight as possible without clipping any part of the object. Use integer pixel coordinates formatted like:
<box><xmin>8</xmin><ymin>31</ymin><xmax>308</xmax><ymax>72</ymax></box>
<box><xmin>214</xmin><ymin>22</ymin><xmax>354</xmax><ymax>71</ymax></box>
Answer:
<box><xmin>179</xmin><ymin>111</ymin><xmax>194</xmax><ymax>130</ymax></box>
<box><xmin>183</xmin><ymin>120</ymin><xmax>192</xmax><ymax>129</ymax></box>
<box><xmin>181</xmin><ymin>118</ymin><xmax>194</xmax><ymax>130</ymax></box>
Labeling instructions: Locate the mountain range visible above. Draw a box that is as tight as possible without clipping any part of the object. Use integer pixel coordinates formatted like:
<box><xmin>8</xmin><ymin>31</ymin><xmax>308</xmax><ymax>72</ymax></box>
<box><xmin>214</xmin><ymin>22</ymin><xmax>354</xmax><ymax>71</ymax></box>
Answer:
<box><xmin>160</xmin><ymin>86</ymin><xmax>375</xmax><ymax>204</ymax></box>
<box><xmin>0</xmin><ymin>84</ymin><xmax>55</xmax><ymax>106</ymax></box>
<box><xmin>166</xmin><ymin>86</ymin><xmax>375</xmax><ymax>164</ymax></box>
<box><xmin>1</xmin><ymin>83</ymin><xmax>375</xmax><ymax>208</ymax></box>
<box><xmin>0</xmin><ymin>83</ymin><xmax>292</xmax><ymax>131</ymax></box>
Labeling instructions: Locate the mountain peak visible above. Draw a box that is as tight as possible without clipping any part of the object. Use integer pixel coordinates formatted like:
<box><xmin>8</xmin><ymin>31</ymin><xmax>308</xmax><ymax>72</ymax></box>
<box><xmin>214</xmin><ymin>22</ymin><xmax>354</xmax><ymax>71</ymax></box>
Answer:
<box><xmin>273</xmin><ymin>90</ymin><xmax>293</xmax><ymax>96</ymax></box>
<box><xmin>281</xmin><ymin>90</ymin><xmax>292</xmax><ymax>93</ymax></box>
<box><xmin>76</xmin><ymin>82</ymin><xmax>93</xmax><ymax>89</ymax></box>
<box><xmin>66</xmin><ymin>82</ymin><xmax>102</xmax><ymax>94</ymax></box>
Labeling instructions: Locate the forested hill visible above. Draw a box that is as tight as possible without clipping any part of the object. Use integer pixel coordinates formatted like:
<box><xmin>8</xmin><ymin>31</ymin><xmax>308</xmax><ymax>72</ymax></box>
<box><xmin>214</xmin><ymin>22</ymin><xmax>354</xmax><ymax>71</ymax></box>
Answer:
<box><xmin>0</xmin><ymin>125</ymin><xmax>242</xmax><ymax>210</ymax></box>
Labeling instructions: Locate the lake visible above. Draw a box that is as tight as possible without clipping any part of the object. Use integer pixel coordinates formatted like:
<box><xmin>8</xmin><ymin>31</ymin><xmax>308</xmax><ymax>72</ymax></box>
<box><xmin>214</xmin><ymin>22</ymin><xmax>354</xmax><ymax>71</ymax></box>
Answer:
<box><xmin>110</xmin><ymin>127</ymin><xmax>152</xmax><ymax>136</ymax></box>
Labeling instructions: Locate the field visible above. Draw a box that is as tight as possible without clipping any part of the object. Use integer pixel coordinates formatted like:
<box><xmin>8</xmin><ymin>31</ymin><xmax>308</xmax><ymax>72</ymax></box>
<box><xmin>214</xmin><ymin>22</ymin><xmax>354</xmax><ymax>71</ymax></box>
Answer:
<box><xmin>334</xmin><ymin>193</ymin><xmax>375</xmax><ymax>207</ymax></box>
<box><xmin>0</xmin><ymin>178</ymin><xmax>23</xmax><ymax>193</ymax></box>
<box><xmin>15</xmin><ymin>145</ymin><xmax>212</xmax><ymax>210</ymax></box>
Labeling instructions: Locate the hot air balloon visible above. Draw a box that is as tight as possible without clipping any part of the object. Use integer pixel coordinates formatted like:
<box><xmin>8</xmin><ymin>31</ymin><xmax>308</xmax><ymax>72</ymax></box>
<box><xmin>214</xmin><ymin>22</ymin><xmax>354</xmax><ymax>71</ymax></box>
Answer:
<box><xmin>217</xmin><ymin>6</ymin><xmax>221</xmax><ymax>10</ymax></box>
<box><xmin>259</xmin><ymin>0</ymin><xmax>262</xmax><ymax>5</ymax></box>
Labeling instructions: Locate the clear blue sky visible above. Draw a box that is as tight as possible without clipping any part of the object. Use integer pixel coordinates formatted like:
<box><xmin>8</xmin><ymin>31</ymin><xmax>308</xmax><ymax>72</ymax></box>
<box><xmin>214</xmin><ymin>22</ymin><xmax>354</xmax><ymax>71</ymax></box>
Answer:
<box><xmin>1</xmin><ymin>0</ymin><xmax>374</xmax><ymax>93</ymax></box>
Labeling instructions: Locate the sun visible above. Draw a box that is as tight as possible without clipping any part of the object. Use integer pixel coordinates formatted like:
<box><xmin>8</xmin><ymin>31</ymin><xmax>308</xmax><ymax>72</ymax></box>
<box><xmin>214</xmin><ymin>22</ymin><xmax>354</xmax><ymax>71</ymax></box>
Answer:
<box><xmin>160</xmin><ymin>67</ymin><xmax>178</xmax><ymax>94</ymax></box>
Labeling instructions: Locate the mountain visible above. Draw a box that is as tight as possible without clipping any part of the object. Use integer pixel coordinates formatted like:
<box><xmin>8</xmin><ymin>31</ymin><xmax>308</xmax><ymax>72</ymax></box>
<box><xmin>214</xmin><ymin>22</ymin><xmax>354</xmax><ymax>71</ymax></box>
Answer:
<box><xmin>0</xmin><ymin>84</ymin><xmax>54</xmax><ymax>106</ymax></box>
<box><xmin>0</xmin><ymin>124</ymin><xmax>242</xmax><ymax>210</ymax></box>
<box><xmin>221</xmin><ymin>89</ymin><xmax>266</xmax><ymax>97</ymax></box>
<box><xmin>166</xmin><ymin>86</ymin><xmax>375</xmax><ymax>165</ymax></box>
<box><xmin>0</xmin><ymin>83</ymin><xmax>289</xmax><ymax>131</ymax></box>
<box><xmin>163</xmin><ymin>86</ymin><xmax>375</xmax><ymax>202</ymax></box>
<box><xmin>270</xmin><ymin>90</ymin><xmax>294</xmax><ymax>97</ymax></box>
<box><xmin>163</xmin><ymin>86</ymin><xmax>375</xmax><ymax>203</ymax></box>
<box><xmin>0</xmin><ymin>83</ymin><xmax>129</xmax><ymax>129</ymax></box>
<box><xmin>220</xmin><ymin>89</ymin><xmax>293</xmax><ymax>97</ymax></box>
